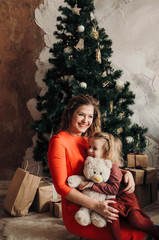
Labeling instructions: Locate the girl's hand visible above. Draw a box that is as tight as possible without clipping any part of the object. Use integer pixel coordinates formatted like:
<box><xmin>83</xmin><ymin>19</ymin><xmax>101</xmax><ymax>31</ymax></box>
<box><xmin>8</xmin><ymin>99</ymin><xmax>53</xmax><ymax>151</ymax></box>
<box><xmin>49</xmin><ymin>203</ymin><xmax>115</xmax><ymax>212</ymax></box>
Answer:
<box><xmin>93</xmin><ymin>200</ymin><xmax>119</xmax><ymax>223</ymax></box>
<box><xmin>123</xmin><ymin>170</ymin><xmax>135</xmax><ymax>193</ymax></box>
<box><xmin>78</xmin><ymin>181</ymin><xmax>93</xmax><ymax>190</ymax></box>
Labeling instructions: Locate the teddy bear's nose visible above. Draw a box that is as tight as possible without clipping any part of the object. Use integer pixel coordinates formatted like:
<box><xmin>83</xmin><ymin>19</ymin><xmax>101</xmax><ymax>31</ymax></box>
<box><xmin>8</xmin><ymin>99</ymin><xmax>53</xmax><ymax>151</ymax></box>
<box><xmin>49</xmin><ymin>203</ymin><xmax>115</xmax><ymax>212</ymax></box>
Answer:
<box><xmin>95</xmin><ymin>176</ymin><xmax>101</xmax><ymax>182</ymax></box>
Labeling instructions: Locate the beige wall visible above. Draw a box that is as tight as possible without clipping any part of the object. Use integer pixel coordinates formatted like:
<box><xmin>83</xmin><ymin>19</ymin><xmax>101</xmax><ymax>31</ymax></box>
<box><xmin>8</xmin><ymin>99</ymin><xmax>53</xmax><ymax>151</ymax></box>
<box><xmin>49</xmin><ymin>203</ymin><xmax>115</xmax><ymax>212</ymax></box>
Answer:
<box><xmin>0</xmin><ymin>0</ymin><xmax>44</xmax><ymax>179</ymax></box>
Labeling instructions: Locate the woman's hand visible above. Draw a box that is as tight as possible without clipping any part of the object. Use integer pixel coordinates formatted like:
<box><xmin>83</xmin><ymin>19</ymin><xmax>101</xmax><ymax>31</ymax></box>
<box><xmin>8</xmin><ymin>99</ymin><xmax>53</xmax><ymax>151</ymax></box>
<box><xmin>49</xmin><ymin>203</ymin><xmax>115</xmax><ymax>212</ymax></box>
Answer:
<box><xmin>123</xmin><ymin>170</ymin><xmax>135</xmax><ymax>193</ymax></box>
<box><xmin>93</xmin><ymin>200</ymin><xmax>119</xmax><ymax>223</ymax></box>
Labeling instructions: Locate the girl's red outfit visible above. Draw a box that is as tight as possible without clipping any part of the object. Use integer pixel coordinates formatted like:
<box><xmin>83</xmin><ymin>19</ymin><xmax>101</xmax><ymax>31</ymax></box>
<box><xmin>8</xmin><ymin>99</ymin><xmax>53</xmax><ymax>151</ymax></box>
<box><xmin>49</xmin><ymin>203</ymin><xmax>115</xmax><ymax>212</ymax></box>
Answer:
<box><xmin>47</xmin><ymin>131</ymin><xmax>147</xmax><ymax>240</ymax></box>
<box><xmin>92</xmin><ymin>162</ymin><xmax>158</xmax><ymax>240</ymax></box>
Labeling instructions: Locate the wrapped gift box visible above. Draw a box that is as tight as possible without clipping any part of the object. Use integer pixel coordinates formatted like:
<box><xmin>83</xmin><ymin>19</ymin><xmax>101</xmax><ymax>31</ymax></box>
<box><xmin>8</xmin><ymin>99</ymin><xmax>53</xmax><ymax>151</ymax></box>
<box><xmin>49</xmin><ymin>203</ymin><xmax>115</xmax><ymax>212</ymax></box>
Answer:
<box><xmin>125</xmin><ymin>167</ymin><xmax>157</xmax><ymax>185</ymax></box>
<box><xmin>127</xmin><ymin>153</ymin><xmax>148</xmax><ymax>168</ymax></box>
<box><xmin>135</xmin><ymin>182</ymin><xmax>158</xmax><ymax>208</ymax></box>
<box><xmin>32</xmin><ymin>181</ymin><xmax>60</xmax><ymax>213</ymax></box>
<box><xmin>50</xmin><ymin>197</ymin><xmax>62</xmax><ymax>218</ymax></box>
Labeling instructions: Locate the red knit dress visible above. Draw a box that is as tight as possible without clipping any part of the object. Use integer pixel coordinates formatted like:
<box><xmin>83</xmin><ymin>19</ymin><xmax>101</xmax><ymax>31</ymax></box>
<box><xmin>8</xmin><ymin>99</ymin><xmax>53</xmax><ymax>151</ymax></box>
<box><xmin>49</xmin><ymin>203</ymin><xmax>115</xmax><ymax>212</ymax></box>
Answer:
<box><xmin>47</xmin><ymin>131</ymin><xmax>147</xmax><ymax>240</ymax></box>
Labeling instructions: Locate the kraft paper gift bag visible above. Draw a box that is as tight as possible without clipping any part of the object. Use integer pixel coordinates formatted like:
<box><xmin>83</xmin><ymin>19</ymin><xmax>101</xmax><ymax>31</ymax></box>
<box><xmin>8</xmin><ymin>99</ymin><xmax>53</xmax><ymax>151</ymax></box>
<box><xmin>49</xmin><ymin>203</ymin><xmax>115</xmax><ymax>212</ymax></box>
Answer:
<box><xmin>3</xmin><ymin>167</ymin><xmax>41</xmax><ymax>217</ymax></box>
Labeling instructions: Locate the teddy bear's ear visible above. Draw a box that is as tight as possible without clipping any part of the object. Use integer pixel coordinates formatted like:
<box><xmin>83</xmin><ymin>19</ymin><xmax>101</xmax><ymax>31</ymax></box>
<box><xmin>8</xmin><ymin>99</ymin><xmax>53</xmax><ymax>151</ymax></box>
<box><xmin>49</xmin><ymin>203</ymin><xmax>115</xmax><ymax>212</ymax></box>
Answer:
<box><xmin>84</xmin><ymin>156</ymin><xmax>94</xmax><ymax>166</ymax></box>
<box><xmin>104</xmin><ymin>159</ymin><xmax>112</xmax><ymax>169</ymax></box>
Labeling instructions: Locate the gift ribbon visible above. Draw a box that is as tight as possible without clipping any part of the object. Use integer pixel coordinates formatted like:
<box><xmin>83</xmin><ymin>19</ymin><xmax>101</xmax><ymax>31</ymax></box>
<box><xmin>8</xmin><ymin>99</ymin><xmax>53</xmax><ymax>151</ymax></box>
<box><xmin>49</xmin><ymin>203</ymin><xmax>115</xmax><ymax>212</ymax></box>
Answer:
<box><xmin>128</xmin><ymin>165</ymin><xmax>147</xmax><ymax>184</ymax></box>
<box><xmin>129</xmin><ymin>153</ymin><xmax>144</xmax><ymax>168</ymax></box>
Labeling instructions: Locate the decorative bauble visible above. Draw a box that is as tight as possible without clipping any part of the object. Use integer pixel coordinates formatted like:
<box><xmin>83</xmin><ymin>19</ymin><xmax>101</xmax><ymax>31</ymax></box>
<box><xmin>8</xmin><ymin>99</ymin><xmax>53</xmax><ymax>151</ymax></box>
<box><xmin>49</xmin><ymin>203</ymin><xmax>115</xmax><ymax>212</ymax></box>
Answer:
<box><xmin>103</xmin><ymin>81</ymin><xmax>109</xmax><ymax>87</ymax></box>
<box><xmin>102</xmin><ymin>71</ymin><xmax>107</xmax><ymax>77</ymax></box>
<box><xmin>74</xmin><ymin>38</ymin><xmax>84</xmax><ymax>51</ymax></box>
<box><xmin>116</xmin><ymin>81</ymin><xmax>125</xmax><ymax>91</ymax></box>
<box><xmin>64</xmin><ymin>46</ymin><xmax>73</xmax><ymax>53</ymax></box>
<box><xmin>119</xmin><ymin>112</ymin><xmax>125</xmax><ymax>119</ymax></box>
<box><xmin>68</xmin><ymin>55</ymin><xmax>73</xmax><ymax>60</ymax></box>
<box><xmin>77</xmin><ymin>25</ymin><xmax>85</xmax><ymax>32</ymax></box>
<box><xmin>91</xmin><ymin>29</ymin><xmax>99</xmax><ymax>39</ymax></box>
<box><xmin>136</xmin><ymin>134</ymin><xmax>140</xmax><ymax>147</ymax></box>
<box><xmin>117</xmin><ymin>127</ymin><xmax>123</xmax><ymax>134</ymax></box>
<box><xmin>110</xmin><ymin>101</ymin><xmax>113</xmax><ymax>113</ymax></box>
<box><xmin>63</xmin><ymin>75</ymin><xmax>74</xmax><ymax>82</ymax></box>
<box><xmin>96</xmin><ymin>48</ymin><xmax>101</xmax><ymax>64</ymax></box>
<box><xmin>72</xmin><ymin>4</ymin><xmax>81</xmax><ymax>15</ymax></box>
<box><xmin>79</xmin><ymin>82</ymin><xmax>87</xmax><ymax>88</ymax></box>
<box><xmin>90</xmin><ymin>12</ymin><xmax>94</xmax><ymax>20</ymax></box>
<box><xmin>126</xmin><ymin>136</ymin><xmax>134</xmax><ymax>143</ymax></box>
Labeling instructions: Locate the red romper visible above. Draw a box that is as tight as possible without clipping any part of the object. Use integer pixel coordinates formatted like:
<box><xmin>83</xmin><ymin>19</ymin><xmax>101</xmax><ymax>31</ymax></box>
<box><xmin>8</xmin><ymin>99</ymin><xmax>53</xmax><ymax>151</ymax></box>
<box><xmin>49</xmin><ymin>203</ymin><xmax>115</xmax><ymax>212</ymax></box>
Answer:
<box><xmin>47</xmin><ymin>131</ymin><xmax>147</xmax><ymax>240</ymax></box>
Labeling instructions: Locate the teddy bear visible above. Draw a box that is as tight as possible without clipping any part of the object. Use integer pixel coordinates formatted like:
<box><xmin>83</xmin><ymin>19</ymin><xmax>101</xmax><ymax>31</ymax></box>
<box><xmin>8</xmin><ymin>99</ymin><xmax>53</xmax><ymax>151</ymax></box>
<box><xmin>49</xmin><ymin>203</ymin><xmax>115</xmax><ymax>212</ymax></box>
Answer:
<box><xmin>67</xmin><ymin>156</ymin><xmax>115</xmax><ymax>228</ymax></box>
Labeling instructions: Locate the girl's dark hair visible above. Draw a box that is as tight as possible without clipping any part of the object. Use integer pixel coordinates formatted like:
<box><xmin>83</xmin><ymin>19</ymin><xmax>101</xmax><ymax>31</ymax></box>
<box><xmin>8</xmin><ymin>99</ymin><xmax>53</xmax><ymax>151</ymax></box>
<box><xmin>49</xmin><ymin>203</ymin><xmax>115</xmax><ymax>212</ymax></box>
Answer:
<box><xmin>59</xmin><ymin>94</ymin><xmax>101</xmax><ymax>136</ymax></box>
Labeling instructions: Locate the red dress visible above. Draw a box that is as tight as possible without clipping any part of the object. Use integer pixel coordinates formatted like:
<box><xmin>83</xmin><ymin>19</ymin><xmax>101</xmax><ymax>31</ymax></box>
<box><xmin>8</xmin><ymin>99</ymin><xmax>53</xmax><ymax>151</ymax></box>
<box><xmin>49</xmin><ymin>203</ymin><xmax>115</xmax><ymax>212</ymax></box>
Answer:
<box><xmin>47</xmin><ymin>131</ymin><xmax>146</xmax><ymax>240</ymax></box>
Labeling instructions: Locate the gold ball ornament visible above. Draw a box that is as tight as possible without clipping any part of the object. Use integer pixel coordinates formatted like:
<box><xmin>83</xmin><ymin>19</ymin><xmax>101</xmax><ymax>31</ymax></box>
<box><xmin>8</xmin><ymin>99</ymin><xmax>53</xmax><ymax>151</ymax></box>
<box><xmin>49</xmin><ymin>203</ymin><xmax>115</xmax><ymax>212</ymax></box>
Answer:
<box><xmin>92</xmin><ymin>29</ymin><xmax>99</xmax><ymax>39</ymax></box>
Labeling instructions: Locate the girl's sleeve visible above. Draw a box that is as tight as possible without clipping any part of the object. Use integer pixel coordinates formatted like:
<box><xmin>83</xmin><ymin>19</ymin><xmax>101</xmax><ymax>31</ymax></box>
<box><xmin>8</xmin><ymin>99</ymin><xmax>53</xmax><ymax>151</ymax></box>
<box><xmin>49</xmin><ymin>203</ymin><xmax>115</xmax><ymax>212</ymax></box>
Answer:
<box><xmin>92</xmin><ymin>164</ymin><xmax>123</xmax><ymax>195</ymax></box>
<box><xmin>47</xmin><ymin>136</ymin><xmax>72</xmax><ymax>198</ymax></box>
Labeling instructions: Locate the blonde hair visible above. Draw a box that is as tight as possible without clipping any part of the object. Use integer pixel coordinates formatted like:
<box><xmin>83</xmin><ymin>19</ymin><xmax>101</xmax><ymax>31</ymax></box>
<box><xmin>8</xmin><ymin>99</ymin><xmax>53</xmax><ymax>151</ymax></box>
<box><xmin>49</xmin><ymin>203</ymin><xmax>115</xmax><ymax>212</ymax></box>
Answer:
<box><xmin>89</xmin><ymin>132</ymin><xmax>124</xmax><ymax>167</ymax></box>
<box><xmin>59</xmin><ymin>94</ymin><xmax>101</xmax><ymax>136</ymax></box>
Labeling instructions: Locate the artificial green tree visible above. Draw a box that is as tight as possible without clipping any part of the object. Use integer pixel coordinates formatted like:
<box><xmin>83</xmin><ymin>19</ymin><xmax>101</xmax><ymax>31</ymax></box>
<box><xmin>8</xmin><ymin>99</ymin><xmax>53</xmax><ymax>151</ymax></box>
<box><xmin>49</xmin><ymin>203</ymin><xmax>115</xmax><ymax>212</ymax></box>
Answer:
<box><xmin>32</xmin><ymin>0</ymin><xmax>147</xmax><ymax>171</ymax></box>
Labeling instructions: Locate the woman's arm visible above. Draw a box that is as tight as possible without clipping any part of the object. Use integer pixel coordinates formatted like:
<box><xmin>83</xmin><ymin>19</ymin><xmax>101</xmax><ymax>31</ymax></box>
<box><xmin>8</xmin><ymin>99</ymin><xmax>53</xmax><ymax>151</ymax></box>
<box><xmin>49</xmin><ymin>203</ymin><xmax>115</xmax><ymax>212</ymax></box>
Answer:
<box><xmin>121</xmin><ymin>169</ymin><xmax>135</xmax><ymax>193</ymax></box>
<box><xmin>66</xmin><ymin>187</ymin><xmax>119</xmax><ymax>223</ymax></box>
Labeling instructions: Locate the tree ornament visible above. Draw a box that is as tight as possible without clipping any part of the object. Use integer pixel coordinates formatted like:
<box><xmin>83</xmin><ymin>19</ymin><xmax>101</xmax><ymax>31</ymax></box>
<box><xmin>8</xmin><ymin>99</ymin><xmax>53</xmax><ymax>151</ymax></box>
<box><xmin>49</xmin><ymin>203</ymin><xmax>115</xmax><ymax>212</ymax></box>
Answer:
<box><xmin>77</xmin><ymin>25</ymin><xmax>85</xmax><ymax>32</ymax></box>
<box><xmin>116</xmin><ymin>81</ymin><xmax>125</xmax><ymax>91</ymax></box>
<box><xmin>91</xmin><ymin>28</ymin><xmax>99</xmax><ymax>39</ymax></box>
<box><xmin>119</xmin><ymin>112</ymin><xmax>125</xmax><ymax>119</ymax></box>
<box><xmin>68</xmin><ymin>55</ymin><xmax>73</xmax><ymax>60</ymax></box>
<box><xmin>103</xmin><ymin>81</ymin><xmax>109</xmax><ymax>87</ymax></box>
<box><xmin>90</xmin><ymin>12</ymin><xmax>94</xmax><ymax>20</ymax></box>
<box><xmin>126</xmin><ymin>136</ymin><xmax>134</xmax><ymax>143</ymax></box>
<box><xmin>96</xmin><ymin>48</ymin><xmax>101</xmax><ymax>64</ymax></box>
<box><xmin>102</xmin><ymin>71</ymin><xmax>107</xmax><ymax>77</ymax></box>
<box><xmin>74</xmin><ymin>38</ymin><xmax>84</xmax><ymax>51</ymax></box>
<box><xmin>110</xmin><ymin>101</ymin><xmax>113</xmax><ymax>113</ymax></box>
<box><xmin>136</xmin><ymin>134</ymin><xmax>140</xmax><ymax>147</ymax></box>
<box><xmin>107</xmin><ymin>68</ymin><xmax>111</xmax><ymax>75</ymax></box>
<box><xmin>71</xmin><ymin>4</ymin><xmax>81</xmax><ymax>15</ymax></box>
<box><xmin>79</xmin><ymin>82</ymin><xmax>87</xmax><ymax>89</ymax></box>
<box><xmin>119</xmin><ymin>98</ymin><xmax>125</xmax><ymax>103</ymax></box>
<box><xmin>117</xmin><ymin>127</ymin><xmax>123</xmax><ymax>134</ymax></box>
<box><xmin>64</xmin><ymin>46</ymin><xmax>73</xmax><ymax>53</ymax></box>
<box><xmin>63</xmin><ymin>75</ymin><xmax>74</xmax><ymax>82</ymax></box>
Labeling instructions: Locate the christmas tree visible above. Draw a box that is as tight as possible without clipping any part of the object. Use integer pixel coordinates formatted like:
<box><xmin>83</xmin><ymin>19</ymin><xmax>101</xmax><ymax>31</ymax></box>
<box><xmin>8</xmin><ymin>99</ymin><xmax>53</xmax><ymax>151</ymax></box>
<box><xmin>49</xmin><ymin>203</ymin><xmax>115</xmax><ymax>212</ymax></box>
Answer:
<box><xmin>32</xmin><ymin>0</ymin><xmax>147</xmax><ymax>171</ymax></box>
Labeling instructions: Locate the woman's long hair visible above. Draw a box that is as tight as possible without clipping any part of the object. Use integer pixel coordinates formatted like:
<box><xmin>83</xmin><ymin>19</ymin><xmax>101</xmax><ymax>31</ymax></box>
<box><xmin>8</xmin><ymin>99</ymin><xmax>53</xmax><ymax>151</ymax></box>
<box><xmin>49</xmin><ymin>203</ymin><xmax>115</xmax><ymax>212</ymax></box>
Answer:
<box><xmin>59</xmin><ymin>94</ymin><xmax>101</xmax><ymax>136</ymax></box>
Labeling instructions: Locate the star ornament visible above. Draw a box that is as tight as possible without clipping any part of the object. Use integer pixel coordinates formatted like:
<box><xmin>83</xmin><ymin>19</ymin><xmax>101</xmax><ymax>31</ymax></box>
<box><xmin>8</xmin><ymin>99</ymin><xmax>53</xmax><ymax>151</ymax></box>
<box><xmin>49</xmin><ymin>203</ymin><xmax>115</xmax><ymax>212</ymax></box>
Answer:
<box><xmin>72</xmin><ymin>4</ymin><xmax>81</xmax><ymax>15</ymax></box>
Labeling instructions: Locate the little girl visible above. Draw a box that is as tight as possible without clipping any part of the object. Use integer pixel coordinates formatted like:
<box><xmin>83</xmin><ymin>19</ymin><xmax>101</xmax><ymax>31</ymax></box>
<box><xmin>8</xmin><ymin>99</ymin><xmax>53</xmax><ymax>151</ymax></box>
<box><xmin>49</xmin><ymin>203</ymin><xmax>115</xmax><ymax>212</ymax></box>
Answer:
<box><xmin>79</xmin><ymin>131</ymin><xmax>159</xmax><ymax>240</ymax></box>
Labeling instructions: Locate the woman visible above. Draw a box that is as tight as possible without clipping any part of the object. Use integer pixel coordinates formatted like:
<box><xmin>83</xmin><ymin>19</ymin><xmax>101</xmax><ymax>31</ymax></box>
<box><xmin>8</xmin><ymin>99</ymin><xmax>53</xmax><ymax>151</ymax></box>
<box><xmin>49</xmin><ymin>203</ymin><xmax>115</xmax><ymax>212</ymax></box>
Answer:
<box><xmin>47</xmin><ymin>94</ymin><xmax>147</xmax><ymax>240</ymax></box>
